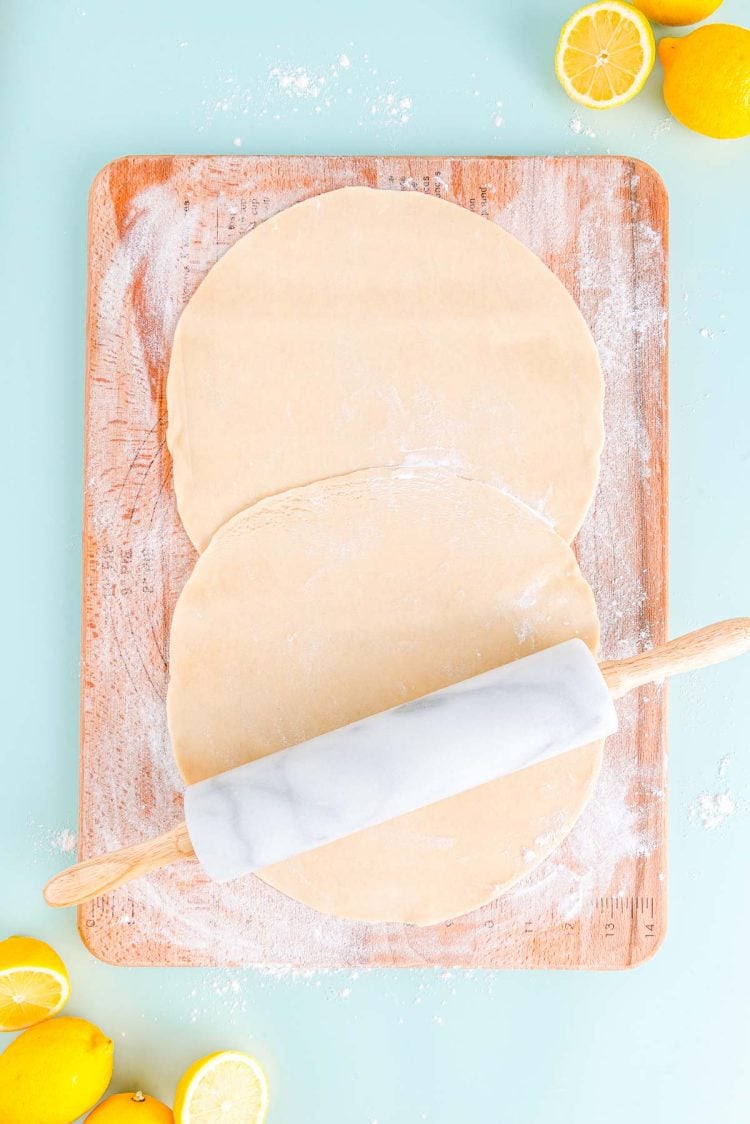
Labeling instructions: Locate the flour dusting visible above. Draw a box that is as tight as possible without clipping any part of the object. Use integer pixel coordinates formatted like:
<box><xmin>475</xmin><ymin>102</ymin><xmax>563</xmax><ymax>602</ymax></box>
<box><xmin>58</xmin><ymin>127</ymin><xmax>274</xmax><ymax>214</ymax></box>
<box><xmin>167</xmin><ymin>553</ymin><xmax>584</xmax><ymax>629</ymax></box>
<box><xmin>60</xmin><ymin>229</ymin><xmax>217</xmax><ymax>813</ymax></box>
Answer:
<box><xmin>197</xmin><ymin>51</ymin><xmax>414</xmax><ymax>133</ymax></box>
<box><xmin>691</xmin><ymin>792</ymin><xmax>736</xmax><ymax>830</ymax></box>
<box><xmin>569</xmin><ymin>111</ymin><xmax>596</xmax><ymax>139</ymax></box>
<box><xmin>29</xmin><ymin>820</ymin><xmax>78</xmax><ymax>861</ymax></box>
<box><xmin>506</xmin><ymin>717</ymin><xmax>660</xmax><ymax>923</ymax></box>
<box><xmin>690</xmin><ymin>754</ymin><xmax>739</xmax><ymax>830</ymax></box>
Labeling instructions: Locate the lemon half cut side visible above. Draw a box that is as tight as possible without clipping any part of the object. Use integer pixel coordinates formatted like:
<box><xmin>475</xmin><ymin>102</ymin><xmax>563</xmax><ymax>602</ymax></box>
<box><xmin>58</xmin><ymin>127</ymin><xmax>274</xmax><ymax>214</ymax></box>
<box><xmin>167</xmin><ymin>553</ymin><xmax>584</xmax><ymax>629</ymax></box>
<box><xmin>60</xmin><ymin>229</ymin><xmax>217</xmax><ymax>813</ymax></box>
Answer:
<box><xmin>556</xmin><ymin>1</ymin><xmax>656</xmax><ymax>108</ymax></box>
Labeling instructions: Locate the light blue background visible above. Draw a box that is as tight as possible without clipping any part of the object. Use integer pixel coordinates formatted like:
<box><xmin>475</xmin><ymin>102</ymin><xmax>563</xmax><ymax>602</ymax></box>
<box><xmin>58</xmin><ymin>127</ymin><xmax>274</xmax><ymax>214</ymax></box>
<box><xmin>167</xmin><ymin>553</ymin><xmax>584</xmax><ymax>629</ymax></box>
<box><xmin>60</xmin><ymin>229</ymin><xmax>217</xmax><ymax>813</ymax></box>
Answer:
<box><xmin>2</xmin><ymin>1</ymin><xmax>750</xmax><ymax>1120</ymax></box>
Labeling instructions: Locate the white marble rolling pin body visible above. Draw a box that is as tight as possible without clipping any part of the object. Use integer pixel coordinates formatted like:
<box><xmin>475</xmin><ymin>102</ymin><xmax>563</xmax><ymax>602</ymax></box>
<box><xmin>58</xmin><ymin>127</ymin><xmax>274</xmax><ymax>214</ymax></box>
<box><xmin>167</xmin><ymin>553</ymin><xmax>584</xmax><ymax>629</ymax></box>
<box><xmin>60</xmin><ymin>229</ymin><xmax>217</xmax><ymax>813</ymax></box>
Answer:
<box><xmin>184</xmin><ymin>639</ymin><xmax>618</xmax><ymax>882</ymax></box>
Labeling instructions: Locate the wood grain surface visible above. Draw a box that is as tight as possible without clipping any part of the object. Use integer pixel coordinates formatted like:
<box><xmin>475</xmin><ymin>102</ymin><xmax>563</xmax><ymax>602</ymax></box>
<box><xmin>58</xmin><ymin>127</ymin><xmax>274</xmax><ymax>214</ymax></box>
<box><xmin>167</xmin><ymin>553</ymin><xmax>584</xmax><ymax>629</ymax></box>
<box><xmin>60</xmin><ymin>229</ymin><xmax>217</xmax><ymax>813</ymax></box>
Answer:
<box><xmin>79</xmin><ymin>155</ymin><xmax>668</xmax><ymax>969</ymax></box>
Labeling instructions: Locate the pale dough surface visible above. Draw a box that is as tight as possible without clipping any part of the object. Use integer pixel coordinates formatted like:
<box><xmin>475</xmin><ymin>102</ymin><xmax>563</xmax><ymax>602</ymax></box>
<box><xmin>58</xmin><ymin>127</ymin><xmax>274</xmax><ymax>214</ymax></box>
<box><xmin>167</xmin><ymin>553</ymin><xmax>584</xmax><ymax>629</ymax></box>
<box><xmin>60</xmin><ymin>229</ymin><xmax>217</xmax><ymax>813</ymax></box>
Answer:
<box><xmin>168</xmin><ymin>469</ymin><xmax>603</xmax><ymax>925</ymax></box>
<box><xmin>167</xmin><ymin>186</ymin><xmax>603</xmax><ymax>552</ymax></box>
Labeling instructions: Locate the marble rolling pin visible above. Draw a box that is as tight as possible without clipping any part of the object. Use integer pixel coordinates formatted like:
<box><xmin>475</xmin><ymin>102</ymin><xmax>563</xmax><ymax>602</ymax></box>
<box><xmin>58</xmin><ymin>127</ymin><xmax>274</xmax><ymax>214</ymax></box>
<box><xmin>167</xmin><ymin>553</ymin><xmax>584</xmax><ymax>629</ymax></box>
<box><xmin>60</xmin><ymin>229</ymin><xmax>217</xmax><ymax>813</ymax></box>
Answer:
<box><xmin>45</xmin><ymin>619</ymin><xmax>750</xmax><ymax>907</ymax></box>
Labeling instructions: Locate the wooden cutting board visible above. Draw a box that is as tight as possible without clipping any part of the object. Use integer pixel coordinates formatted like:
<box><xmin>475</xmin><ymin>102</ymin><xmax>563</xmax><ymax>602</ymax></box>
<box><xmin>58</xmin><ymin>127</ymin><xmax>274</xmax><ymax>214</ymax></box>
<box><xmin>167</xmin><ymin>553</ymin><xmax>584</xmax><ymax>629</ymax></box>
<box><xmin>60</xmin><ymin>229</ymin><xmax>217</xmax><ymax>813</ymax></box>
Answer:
<box><xmin>80</xmin><ymin>155</ymin><xmax>668</xmax><ymax>969</ymax></box>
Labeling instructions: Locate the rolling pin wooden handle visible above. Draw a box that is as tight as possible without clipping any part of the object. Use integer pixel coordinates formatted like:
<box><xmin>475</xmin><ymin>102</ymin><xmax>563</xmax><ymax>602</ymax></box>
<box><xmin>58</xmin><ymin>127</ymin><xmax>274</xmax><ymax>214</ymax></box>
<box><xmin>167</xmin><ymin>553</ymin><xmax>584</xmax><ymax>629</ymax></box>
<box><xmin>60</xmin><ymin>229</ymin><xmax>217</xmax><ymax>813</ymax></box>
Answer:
<box><xmin>43</xmin><ymin>822</ymin><xmax>195</xmax><ymax>908</ymax></box>
<box><xmin>600</xmin><ymin>618</ymin><xmax>750</xmax><ymax>699</ymax></box>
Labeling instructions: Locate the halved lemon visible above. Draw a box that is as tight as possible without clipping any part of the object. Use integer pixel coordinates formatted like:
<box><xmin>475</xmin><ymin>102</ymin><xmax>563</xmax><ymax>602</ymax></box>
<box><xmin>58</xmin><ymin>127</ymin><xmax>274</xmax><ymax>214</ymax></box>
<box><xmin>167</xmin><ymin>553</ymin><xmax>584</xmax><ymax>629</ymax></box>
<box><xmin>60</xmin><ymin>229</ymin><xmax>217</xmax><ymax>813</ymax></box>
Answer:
<box><xmin>174</xmin><ymin>1051</ymin><xmax>269</xmax><ymax>1124</ymax></box>
<box><xmin>0</xmin><ymin>935</ymin><xmax>70</xmax><ymax>1031</ymax></box>
<box><xmin>556</xmin><ymin>1</ymin><xmax>656</xmax><ymax>108</ymax></box>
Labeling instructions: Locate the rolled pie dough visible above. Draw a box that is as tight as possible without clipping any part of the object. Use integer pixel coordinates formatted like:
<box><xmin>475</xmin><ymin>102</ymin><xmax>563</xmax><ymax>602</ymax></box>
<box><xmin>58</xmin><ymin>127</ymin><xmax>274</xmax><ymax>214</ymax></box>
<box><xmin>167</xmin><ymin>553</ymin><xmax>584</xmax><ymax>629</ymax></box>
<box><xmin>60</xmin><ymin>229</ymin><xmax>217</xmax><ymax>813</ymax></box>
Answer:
<box><xmin>167</xmin><ymin>186</ymin><xmax>603</xmax><ymax>552</ymax></box>
<box><xmin>167</xmin><ymin>469</ymin><xmax>603</xmax><ymax>925</ymax></box>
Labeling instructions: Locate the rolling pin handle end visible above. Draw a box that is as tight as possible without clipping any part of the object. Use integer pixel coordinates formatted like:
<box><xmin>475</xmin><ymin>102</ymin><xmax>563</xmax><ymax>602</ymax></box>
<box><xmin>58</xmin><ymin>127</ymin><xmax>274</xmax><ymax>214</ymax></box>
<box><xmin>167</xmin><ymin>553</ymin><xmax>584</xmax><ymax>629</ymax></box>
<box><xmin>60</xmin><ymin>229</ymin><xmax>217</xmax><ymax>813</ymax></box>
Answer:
<box><xmin>43</xmin><ymin>822</ymin><xmax>195</xmax><ymax>908</ymax></box>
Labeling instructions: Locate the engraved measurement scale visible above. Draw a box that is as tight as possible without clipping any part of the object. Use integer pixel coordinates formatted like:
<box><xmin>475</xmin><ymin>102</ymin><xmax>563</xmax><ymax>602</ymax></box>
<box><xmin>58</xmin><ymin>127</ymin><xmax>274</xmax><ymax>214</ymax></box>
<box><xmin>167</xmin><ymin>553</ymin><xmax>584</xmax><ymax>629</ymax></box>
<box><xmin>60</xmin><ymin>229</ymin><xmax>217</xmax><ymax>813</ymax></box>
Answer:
<box><xmin>598</xmin><ymin>895</ymin><xmax>660</xmax><ymax>940</ymax></box>
<box><xmin>79</xmin><ymin>155</ymin><xmax>667</xmax><ymax>969</ymax></box>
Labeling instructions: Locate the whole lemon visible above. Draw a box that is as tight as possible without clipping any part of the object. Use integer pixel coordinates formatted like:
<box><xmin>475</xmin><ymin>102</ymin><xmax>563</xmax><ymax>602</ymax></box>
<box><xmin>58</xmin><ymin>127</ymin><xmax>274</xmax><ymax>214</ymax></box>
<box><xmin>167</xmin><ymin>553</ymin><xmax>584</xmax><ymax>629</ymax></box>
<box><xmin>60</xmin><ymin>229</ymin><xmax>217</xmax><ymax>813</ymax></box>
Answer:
<box><xmin>660</xmin><ymin>24</ymin><xmax>750</xmax><ymax>137</ymax></box>
<box><xmin>634</xmin><ymin>0</ymin><xmax>722</xmax><ymax>26</ymax></box>
<box><xmin>86</xmin><ymin>1090</ymin><xmax>174</xmax><ymax>1122</ymax></box>
<box><xmin>0</xmin><ymin>1015</ymin><xmax>114</xmax><ymax>1124</ymax></box>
